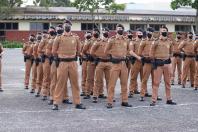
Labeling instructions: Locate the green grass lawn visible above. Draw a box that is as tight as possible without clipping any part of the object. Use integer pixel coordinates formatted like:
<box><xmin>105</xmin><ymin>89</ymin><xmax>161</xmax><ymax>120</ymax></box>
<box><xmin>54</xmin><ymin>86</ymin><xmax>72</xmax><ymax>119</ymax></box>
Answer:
<box><xmin>1</xmin><ymin>41</ymin><xmax>23</xmax><ymax>48</ymax></box>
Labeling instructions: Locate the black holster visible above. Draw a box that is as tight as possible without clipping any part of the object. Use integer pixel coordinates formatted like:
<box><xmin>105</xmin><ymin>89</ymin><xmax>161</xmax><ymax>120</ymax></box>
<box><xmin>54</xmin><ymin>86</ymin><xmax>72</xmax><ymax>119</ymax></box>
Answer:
<box><xmin>41</xmin><ymin>54</ymin><xmax>46</xmax><ymax>63</ymax></box>
<box><xmin>35</xmin><ymin>58</ymin><xmax>41</xmax><ymax>66</ymax></box>
<box><xmin>196</xmin><ymin>55</ymin><xmax>198</xmax><ymax>61</ymax></box>
<box><xmin>128</xmin><ymin>56</ymin><xmax>136</xmax><ymax>65</ymax></box>
<box><xmin>152</xmin><ymin>58</ymin><xmax>171</xmax><ymax>70</ymax></box>
<box><xmin>24</xmin><ymin>55</ymin><xmax>32</xmax><ymax>62</ymax></box>
<box><xmin>53</xmin><ymin>57</ymin><xmax>60</xmax><ymax>68</ymax></box>
<box><xmin>49</xmin><ymin>56</ymin><xmax>54</xmax><ymax>65</ymax></box>
<box><xmin>173</xmin><ymin>53</ymin><xmax>182</xmax><ymax>58</ymax></box>
<box><xmin>110</xmin><ymin>57</ymin><xmax>126</xmax><ymax>64</ymax></box>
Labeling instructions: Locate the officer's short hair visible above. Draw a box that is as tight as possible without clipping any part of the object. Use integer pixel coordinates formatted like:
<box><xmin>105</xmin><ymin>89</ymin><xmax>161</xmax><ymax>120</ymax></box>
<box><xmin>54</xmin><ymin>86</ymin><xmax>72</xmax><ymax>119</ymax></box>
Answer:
<box><xmin>86</xmin><ymin>31</ymin><xmax>92</xmax><ymax>34</ymax></box>
<box><xmin>188</xmin><ymin>32</ymin><xmax>193</xmax><ymax>35</ymax></box>
<box><xmin>37</xmin><ymin>32</ymin><xmax>42</xmax><ymax>35</ymax></box>
<box><xmin>93</xmin><ymin>28</ymin><xmax>100</xmax><ymax>34</ymax></box>
<box><xmin>57</xmin><ymin>24</ymin><xmax>63</xmax><ymax>28</ymax></box>
<box><xmin>116</xmin><ymin>24</ymin><xmax>124</xmax><ymax>30</ymax></box>
<box><xmin>176</xmin><ymin>32</ymin><xmax>182</xmax><ymax>35</ymax></box>
<box><xmin>63</xmin><ymin>19</ymin><xmax>72</xmax><ymax>26</ymax></box>
<box><xmin>30</xmin><ymin>34</ymin><xmax>35</xmax><ymax>37</ymax></box>
<box><xmin>127</xmin><ymin>30</ymin><xmax>133</xmax><ymax>34</ymax></box>
<box><xmin>49</xmin><ymin>26</ymin><xmax>55</xmax><ymax>30</ymax></box>
<box><xmin>43</xmin><ymin>31</ymin><xmax>48</xmax><ymax>34</ymax></box>
<box><xmin>161</xmin><ymin>25</ymin><xmax>168</xmax><ymax>32</ymax></box>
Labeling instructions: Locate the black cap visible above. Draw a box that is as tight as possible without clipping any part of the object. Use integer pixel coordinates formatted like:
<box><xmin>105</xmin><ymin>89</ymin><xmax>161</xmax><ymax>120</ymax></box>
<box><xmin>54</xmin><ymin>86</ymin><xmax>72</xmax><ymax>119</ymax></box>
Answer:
<box><xmin>49</xmin><ymin>26</ymin><xmax>55</xmax><ymax>30</ymax></box>
<box><xmin>116</xmin><ymin>24</ymin><xmax>124</xmax><ymax>30</ymax></box>
<box><xmin>63</xmin><ymin>19</ymin><xmax>72</xmax><ymax>26</ymax></box>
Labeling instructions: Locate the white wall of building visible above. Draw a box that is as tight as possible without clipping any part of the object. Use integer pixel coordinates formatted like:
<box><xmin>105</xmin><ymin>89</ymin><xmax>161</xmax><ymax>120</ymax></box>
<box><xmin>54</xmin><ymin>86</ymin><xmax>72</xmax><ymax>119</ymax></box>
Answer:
<box><xmin>166</xmin><ymin>23</ymin><xmax>175</xmax><ymax>32</ymax></box>
<box><xmin>19</xmin><ymin>22</ymin><xmax>30</xmax><ymax>31</ymax></box>
<box><xmin>72</xmin><ymin>22</ymin><xmax>81</xmax><ymax>31</ymax></box>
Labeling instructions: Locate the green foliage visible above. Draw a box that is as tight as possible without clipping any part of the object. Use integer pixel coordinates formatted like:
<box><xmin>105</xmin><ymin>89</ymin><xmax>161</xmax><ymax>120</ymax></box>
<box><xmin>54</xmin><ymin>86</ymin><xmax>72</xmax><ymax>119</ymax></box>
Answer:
<box><xmin>105</xmin><ymin>3</ymin><xmax>125</xmax><ymax>14</ymax></box>
<box><xmin>171</xmin><ymin>0</ymin><xmax>197</xmax><ymax>10</ymax></box>
<box><xmin>0</xmin><ymin>0</ymin><xmax>23</xmax><ymax>17</ymax></box>
<box><xmin>1</xmin><ymin>41</ymin><xmax>23</xmax><ymax>48</ymax></box>
<box><xmin>33</xmin><ymin>0</ymin><xmax>72</xmax><ymax>7</ymax></box>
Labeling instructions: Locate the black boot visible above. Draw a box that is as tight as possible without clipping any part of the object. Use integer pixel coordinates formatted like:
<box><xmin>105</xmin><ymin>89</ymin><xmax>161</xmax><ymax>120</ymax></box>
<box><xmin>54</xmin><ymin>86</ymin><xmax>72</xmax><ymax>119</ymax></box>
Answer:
<box><xmin>92</xmin><ymin>97</ymin><xmax>98</xmax><ymax>103</ymax></box>
<box><xmin>191</xmin><ymin>84</ymin><xmax>194</xmax><ymax>88</ymax></box>
<box><xmin>145</xmin><ymin>93</ymin><xmax>152</xmax><ymax>97</ymax></box>
<box><xmin>157</xmin><ymin>96</ymin><xmax>162</xmax><ymax>101</ymax></box>
<box><xmin>62</xmin><ymin>99</ymin><xmax>72</xmax><ymax>104</ymax></box>
<box><xmin>194</xmin><ymin>87</ymin><xmax>198</xmax><ymax>90</ymax></box>
<box><xmin>48</xmin><ymin>100</ymin><xmax>53</xmax><ymax>105</ymax></box>
<box><xmin>98</xmin><ymin>94</ymin><xmax>107</xmax><ymax>99</ymax></box>
<box><xmin>128</xmin><ymin>92</ymin><xmax>133</xmax><ymax>98</ymax></box>
<box><xmin>134</xmin><ymin>90</ymin><xmax>140</xmax><ymax>94</ymax></box>
<box><xmin>0</xmin><ymin>88</ymin><xmax>3</xmax><ymax>92</ymax></box>
<box><xmin>25</xmin><ymin>86</ymin><xmax>28</xmax><ymax>90</ymax></box>
<box><xmin>171</xmin><ymin>80</ymin><xmax>174</xmax><ymax>85</ymax></box>
<box><xmin>150</xmin><ymin>101</ymin><xmax>156</xmax><ymax>106</ymax></box>
<box><xmin>182</xmin><ymin>84</ymin><xmax>185</xmax><ymax>88</ymax></box>
<box><xmin>52</xmin><ymin>104</ymin><xmax>58</xmax><ymax>110</ymax></box>
<box><xmin>75</xmin><ymin>104</ymin><xmax>86</xmax><ymax>109</ymax></box>
<box><xmin>30</xmin><ymin>89</ymin><xmax>35</xmax><ymax>93</ymax></box>
<box><xmin>80</xmin><ymin>92</ymin><xmax>86</xmax><ymax>96</ymax></box>
<box><xmin>166</xmin><ymin>100</ymin><xmax>177</xmax><ymax>105</ymax></box>
<box><xmin>121</xmin><ymin>102</ymin><xmax>132</xmax><ymax>107</ymax></box>
<box><xmin>139</xmin><ymin>97</ymin><xmax>145</xmax><ymax>101</ymax></box>
<box><xmin>83</xmin><ymin>95</ymin><xmax>91</xmax><ymax>99</ymax></box>
<box><xmin>42</xmin><ymin>96</ymin><xmax>47</xmax><ymax>101</ymax></box>
<box><xmin>35</xmin><ymin>92</ymin><xmax>40</xmax><ymax>97</ymax></box>
<box><xmin>106</xmin><ymin>103</ymin><xmax>113</xmax><ymax>109</ymax></box>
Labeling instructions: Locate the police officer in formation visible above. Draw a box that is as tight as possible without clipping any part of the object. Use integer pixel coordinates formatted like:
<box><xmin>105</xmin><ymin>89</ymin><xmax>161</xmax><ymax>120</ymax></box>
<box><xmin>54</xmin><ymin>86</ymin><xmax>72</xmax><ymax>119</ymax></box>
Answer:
<box><xmin>23</xmin><ymin>20</ymin><xmax>198</xmax><ymax>110</ymax></box>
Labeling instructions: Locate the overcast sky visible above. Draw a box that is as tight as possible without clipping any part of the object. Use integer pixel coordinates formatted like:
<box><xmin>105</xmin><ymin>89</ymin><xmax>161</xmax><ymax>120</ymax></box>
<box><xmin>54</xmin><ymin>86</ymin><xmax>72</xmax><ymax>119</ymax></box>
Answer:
<box><xmin>23</xmin><ymin>0</ymin><xmax>172</xmax><ymax>6</ymax></box>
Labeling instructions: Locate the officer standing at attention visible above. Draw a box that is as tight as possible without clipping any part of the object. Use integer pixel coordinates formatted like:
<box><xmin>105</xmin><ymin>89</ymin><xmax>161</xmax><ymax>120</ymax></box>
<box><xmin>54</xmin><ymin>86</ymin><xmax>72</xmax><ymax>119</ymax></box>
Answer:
<box><xmin>0</xmin><ymin>43</ymin><xmax>3</xmax><ymax>92</ymax></box>
<box><xmin>22</xmin><ymin>34</ymin><xmax>35</xmax><ymax>90</ymax></box>
<box><xmin>149</xmin><ymin>26</ymin><xmax>177</xmax><ymax>106</ymax></box>
<box><xmin>194</xmin><ymin>35</ymin><xmax>198</xmax><ymax>90</ymax></box>
<box><xmin>179</xmin><ymin>32</ymin><xmax>196</xmax><ymax>89</ymax></box>
<box><xmin>138</xmin><ymin>27</ymin><xmax>155</xmax><ymax>101</ymax></box>
<box><xmin>52</xmin><ymin>20</ymin><xmax>86</xmax><ymax>110</ymax></box>
<box><xmin>128</xmin><ymin>28</ymin><xmax>144</xmax><ymax>97</ymax></box>
<box><xmin>105</xmin><ymin>24</ymin><xmax>132</xmax><ymax>109</ymax></box>
<box><xmin>30</xmin><ymin>33</ymin><xmax>42</xmax><ymax>94</ymax></box>
<box><xmin>90</xmin><ymin>28</ymin><xmax>111</xmax><ymax>103</ymax></box>
<box><xmin>80</xmin><ymin>31</ymin><xmax>92</xmax><ymax>96</ymax></box>
<box><xmin>171</xmin><ymin>32</ymin><xmax>183</xmax><ymax>85</ymax></box>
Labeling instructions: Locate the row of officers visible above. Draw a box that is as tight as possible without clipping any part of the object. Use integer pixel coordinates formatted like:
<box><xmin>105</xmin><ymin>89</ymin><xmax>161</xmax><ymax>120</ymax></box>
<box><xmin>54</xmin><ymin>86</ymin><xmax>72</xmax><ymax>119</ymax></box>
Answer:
<box><xmin>23</xmin><ymin>20</ymin><xmax>198</xmax><ymax>110</ymax></box>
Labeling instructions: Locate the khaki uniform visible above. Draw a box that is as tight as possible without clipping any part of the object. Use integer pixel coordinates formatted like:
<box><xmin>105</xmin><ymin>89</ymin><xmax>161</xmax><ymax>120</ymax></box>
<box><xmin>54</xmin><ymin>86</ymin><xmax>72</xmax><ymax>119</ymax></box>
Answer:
<box><xmin>150</xmin><ymin>38</ymin><xmax>173</xmax><ymax>102</ymax></box>
<box><xmin>129</xmin><ymin>39</ymin><xmax>143</xmax><ymax>93</ymax></box>
<box><xmin>52</xmin><ymin>33</ymin><xmax>81</xmax><ymax>105</ymax></box>
<box><xmin>83</xmin><ymin>39</ymin><xmax>104</xmax><ymax>96</ymax></box>
<box><xmin>179</xmin><ymin>40</ymin><xmax>195</xmax><ymax>86</ymax></box>
<box><xmin>38</xmin><ymin>37</ymin><xmax>51</xmax><ymax>96</ymax></box>
<box><xmin>90</xmin><ymin>38</ymin><xmax>111</xmax><ymax>98</ymax></box>
<box><xmin>0</xmin><ymin>44</ymin><xmax>3</xmax><ymax>88</ymax></box>
<box><xmin>194</xmin><ymin>40</ymin><xmax>198</xmax><ymax>88</ymax></box>
<box><xmin>138</xmin><ymin>38</ymin><xmax>154</xmax><ymax>97</ymax></box>
<box><xmin>31</xmin><ymin>43</ymin><xmax>38</xmax><ymax>90</ymax></box>
<box><xmin>105</xmin><ymin>35</ymin><xmax>129</xmax><ymax>104</ymax></box>
<box><xmin>171</xmin><ymin>39</ymin><xmax>182</xmax><ymax>84</ymax></box>
<box><xmin>80</xmin><ymin>41</ymin><xmax>88</xmax><ymax>94</ymax></box>
<box><xmin>35</xmin><ymin>41</ymin><xmax>43</xmax><ymax>94</ymax></box>
<box><xmin>49</xmin><ymin>35</ymin><xmax>69</xmax><ymax>101</ymax></box>
<box><xmin>22</xmin><ymin>42</ymin><xmax>33</xmax><ymax>88</ymax></box>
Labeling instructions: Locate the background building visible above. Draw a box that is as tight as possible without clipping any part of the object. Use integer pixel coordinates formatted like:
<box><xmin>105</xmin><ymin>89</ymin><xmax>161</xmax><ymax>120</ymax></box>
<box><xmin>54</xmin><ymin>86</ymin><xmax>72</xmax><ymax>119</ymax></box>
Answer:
<box><xmin>0</xmin><ymin>4</ymin><xmax>196</xmax><ymax>41</ymax></box>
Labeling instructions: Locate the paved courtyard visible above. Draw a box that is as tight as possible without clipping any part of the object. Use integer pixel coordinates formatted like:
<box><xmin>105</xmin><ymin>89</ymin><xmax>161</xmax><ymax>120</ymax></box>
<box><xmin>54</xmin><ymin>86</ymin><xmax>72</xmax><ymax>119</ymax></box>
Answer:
<box><xmin>0</xmin><ymin>49</ymin><xmax>198</xmax><ymax>132</ymax></box>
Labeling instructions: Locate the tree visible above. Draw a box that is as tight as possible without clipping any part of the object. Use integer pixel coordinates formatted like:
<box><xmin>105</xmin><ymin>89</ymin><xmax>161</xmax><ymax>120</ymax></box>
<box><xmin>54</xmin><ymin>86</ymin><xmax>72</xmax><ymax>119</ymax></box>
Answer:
<box><xmin>171</xmin><ymin>0</ymin><xmax>198</xmax><ymax>34</ymax></box>
<box><xmin>72</xmin><ymin>0</ymin><xmax>126</xmax><ymax>29</ymax></box>
<box><xmin>33</xmin><ymin>0</ymin><xmax>72</xmax><ymax>7</ymax></box>
<box><xmin>0</xmin><ymin>0</ymin><xmax>23</xmax><ymax>18</ymax></box>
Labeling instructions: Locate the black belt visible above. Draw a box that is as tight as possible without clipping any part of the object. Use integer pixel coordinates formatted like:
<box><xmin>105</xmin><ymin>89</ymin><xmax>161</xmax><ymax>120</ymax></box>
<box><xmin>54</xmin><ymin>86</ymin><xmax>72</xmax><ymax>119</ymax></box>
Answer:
<box><xmin>173</xmin><ymin>53</ymin><xmax>182</xmax><ymax>58</ymax></box>
<box><xmin>185</xmin><ymin>55</ymin><xmax>195</xmax><ymax>58</ymax></box>
<box><xmin>99</xmin><ymin>58</ymin><xmax>110</xmax><ymax>62</ymax></box>
<box><xmin>142</xmin><ymin>57</ymin><xmax>152</xmax><ymax>64</ymax></box>
<box><xmin>82</xmin><ymin>57</ymin><xmax>88</xmax><ymax>61</ymax></box>
<box><xmin>59</xmin><ymin>57</ymin><xmax>77</xmax><ymax>62</ymax></box>
<box><xmin>111</xmin><ymin>57</ymin><xmax>126</xmax><ymax>64</ymax></box>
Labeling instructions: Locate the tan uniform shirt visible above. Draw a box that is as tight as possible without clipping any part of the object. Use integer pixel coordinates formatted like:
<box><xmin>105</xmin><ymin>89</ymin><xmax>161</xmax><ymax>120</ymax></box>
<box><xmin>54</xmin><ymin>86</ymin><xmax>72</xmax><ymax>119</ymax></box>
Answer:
<box><xmin>105</xmin><ymin>35</ymin><xmax>129</xmax><ymax>58</ymax></box>
<box><xmin>178</xmin><ymin>39</ymin><xmax>195</xmax><ymax>56</ymax></box>
<box><xmin>46</xmin><ymin>36</ymin><xmax>55</xmax><ymax>57</ymax></box>
<box><xmin>194</xmin><ymin>40</ymin><xmax>198</xmax><ymax>54</ymax></box>
<box><xmin>150</xmin><ymin>38</ymin><xmax>173</xmax><ymax>59</ymax></box>
<box><xmin>82</xmin><ymin>38</ymin><xmax>96</xmax><ymax>55</ymax></box>
<box><xmin>52</xmin><ymin>33</ymin><xmax>81</xmax><ymax>58</ymax></box>
<box><xmin>38</xmin><ymin>37</ymin><xmax>49</xmax><ymax>56</ymax></box>
<box><xmin>90</xmin><ymin>38</ymin><xmax>109</xmax><ymax>59</ymax></box>
<box><xmin>33</xmin><ymin>41</ymin><xmax>40</xmax><ymax>58</ymax></box>
<box><xmin>130</xmin><ymin>38</ymin><xmax>142</xmax><ymax>55</ymax></box>
<box><xmin>172</xmin><ymin>39</ymin><xmax>182</xmax><ymax>54</ymax></box>
<box><xmin>23</xmin><ymin>42</ymin><xmax>33</xmax><ymax>56</ymax></box>
<box><xmin>138</xmin><ymin>38</ymin><xmax>153</xmax><ymax>57</ymax></box>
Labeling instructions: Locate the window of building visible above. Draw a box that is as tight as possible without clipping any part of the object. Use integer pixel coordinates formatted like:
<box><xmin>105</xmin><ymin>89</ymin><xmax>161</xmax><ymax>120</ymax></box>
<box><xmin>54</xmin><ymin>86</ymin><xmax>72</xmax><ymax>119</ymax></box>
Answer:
<box><xmin>30</xmin><ymin>23</ymin><xmax>49</xmax><ymax>31</ymax></box>
<box><xmin>175</xmin><ymin>25</ymin><xmax>191</xmax><ymax>32</ymax></box>
<box><xmin>130</xmin><ymin>24</ymin><xmax>147</xmax><ymax>31</ymax></box>
<box><xmin>0</xmin><ymin>23</ymin><xmax>18</xmax><ymax>30</ymax></box>
<box><xmin>81</xmin><ymin>23</ymin><xmax>99</xmax><ymax>31</ymax></box>
<box><xmin>193</xmin><ymin>25</ymin><xmax>196</xmax><ymax>32</ymax></box>
<box><xmin>149</xmin><ymin>24</ymin><xmax>165</xmax><ymax>31</ymax></box>
<box><xmin>102</xmin><ymin>23</ymin><xmax>117</xmax><ymax>30</ymax></box>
